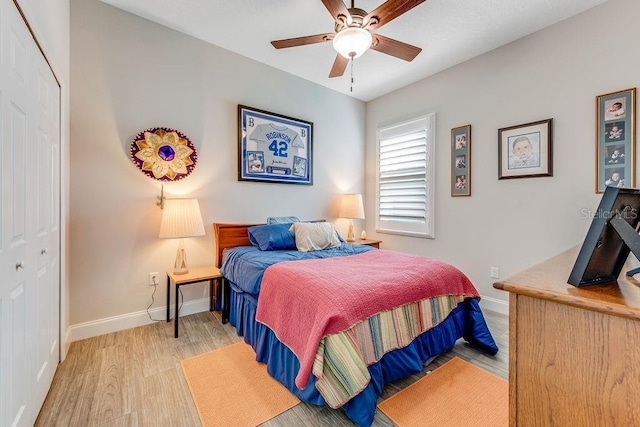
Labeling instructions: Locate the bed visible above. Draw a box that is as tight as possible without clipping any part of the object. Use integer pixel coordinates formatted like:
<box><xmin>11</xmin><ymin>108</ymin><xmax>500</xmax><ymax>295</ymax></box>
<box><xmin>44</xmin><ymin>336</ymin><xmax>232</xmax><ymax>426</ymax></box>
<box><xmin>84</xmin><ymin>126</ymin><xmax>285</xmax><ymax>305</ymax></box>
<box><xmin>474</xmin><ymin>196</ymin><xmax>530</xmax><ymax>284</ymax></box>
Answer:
<box><xmin>214</xmin><ymin>221</ymin><xmax>498</xmax><ymax>427</ymax></box>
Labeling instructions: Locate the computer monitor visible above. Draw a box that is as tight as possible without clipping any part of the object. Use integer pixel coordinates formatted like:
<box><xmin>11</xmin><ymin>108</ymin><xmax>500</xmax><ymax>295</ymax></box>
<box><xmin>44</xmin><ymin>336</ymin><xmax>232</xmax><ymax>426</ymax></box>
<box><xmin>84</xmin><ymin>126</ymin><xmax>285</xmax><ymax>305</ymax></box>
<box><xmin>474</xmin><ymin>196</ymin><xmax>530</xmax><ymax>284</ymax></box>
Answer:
<box><xmin>568</xmin><ymin>186</ymin><xmax>640</xmax><ymax>287</ymax></box>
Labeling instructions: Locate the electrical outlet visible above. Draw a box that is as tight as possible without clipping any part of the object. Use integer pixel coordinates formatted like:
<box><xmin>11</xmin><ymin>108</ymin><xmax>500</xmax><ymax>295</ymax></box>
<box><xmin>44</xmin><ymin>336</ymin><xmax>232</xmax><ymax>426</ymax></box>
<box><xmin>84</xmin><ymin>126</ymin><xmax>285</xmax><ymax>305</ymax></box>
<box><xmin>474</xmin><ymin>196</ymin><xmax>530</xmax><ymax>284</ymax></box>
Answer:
<box><xmin>490</xmin><ymin>267</ymin><xmax>500</xmax><ymax>279</ymax></box>
<box><xmin>149</xmin><ymin>272</ymin><xmax>160</xmax><ymax>286</ymax></box>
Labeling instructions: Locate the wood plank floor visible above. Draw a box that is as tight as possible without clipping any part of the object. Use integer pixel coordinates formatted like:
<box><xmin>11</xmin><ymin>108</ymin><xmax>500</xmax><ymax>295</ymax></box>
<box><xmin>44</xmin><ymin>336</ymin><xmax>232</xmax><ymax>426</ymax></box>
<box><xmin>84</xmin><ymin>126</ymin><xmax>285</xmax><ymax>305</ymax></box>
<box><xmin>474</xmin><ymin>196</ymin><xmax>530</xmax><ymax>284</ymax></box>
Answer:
<box><xmin>36</xmin><ymin>309</ymin><xmax>508</xmax><ymax>426</ymax></box>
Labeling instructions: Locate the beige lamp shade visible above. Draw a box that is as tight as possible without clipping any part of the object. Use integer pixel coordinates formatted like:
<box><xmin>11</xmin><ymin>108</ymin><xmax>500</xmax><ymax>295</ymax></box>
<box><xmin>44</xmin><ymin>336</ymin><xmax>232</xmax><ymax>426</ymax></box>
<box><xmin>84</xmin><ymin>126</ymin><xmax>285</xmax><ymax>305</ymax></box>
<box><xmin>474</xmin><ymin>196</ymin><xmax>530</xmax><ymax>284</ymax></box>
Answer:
<box><xmin>159</xmin><ymin>198</ymin><xmax>206</xmax><ymax>239</ymax></box>
<box><xmin>339</xmin><ymin>194</ymin><xmax>364</xmax><ymax>242</ymax></box>
<box><xmin>159</xmin><ymin>198</ymin><xmax>205</xmax><ymax>275</ymax></box>
<box><xmin>339</xmin><ymin>194</ymin><xmax>365</xmax><ymax>219</ymax></box>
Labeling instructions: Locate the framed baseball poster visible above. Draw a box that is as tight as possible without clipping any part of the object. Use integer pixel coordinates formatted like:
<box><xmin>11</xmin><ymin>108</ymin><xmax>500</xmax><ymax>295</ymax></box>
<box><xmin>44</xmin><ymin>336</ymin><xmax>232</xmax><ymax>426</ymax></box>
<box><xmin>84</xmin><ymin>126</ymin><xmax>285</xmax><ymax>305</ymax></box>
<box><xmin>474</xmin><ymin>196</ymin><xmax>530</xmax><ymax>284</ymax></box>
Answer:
<box><xmin>238</xmin><ymin>105</ymin><xmax>313</xmax><ymax>185</ymax></box>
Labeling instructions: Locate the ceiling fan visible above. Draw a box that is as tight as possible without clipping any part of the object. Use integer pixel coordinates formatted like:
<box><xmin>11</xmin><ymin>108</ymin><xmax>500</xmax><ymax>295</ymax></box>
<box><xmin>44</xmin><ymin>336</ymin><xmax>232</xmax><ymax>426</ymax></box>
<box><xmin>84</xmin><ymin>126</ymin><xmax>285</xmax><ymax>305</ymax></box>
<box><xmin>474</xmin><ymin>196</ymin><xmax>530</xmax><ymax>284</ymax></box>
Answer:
<box><xmin>271</xmin><ymin>0</ymin><xmax>425</xmax><ymax>78</ymax></box>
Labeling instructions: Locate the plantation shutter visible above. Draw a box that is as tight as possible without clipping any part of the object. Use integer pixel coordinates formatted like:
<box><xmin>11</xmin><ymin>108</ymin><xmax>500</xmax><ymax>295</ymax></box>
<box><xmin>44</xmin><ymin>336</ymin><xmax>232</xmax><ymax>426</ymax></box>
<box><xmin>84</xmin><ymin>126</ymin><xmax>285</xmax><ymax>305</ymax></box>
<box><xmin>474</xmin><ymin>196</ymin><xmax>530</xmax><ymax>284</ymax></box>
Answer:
<box><xmin>376</xmin><ymin>114</ymin><xmax>434</xmax><ymax>238</ymax></box>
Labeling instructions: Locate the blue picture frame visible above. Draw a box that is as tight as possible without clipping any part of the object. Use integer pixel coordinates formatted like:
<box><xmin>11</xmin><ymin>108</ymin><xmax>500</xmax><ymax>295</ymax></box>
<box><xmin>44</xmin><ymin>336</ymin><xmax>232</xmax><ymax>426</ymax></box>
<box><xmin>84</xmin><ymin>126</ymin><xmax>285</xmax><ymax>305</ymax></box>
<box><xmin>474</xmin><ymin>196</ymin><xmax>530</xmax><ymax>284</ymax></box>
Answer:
<box><xmin>238</xmin><ymin>105</ymin><xmax>313</xmax><ymax>185</ymax></box>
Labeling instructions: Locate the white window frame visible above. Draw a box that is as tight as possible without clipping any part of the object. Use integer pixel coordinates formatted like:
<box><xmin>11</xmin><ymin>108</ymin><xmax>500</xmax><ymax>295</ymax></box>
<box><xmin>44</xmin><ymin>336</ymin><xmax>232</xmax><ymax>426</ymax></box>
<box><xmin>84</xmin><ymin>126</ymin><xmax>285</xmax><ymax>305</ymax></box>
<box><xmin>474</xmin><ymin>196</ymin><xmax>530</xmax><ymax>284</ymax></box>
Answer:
<box><xmin>375</xmin><ymin>113</ymin><xmax>435</xmax><ymax>239</ymax></box>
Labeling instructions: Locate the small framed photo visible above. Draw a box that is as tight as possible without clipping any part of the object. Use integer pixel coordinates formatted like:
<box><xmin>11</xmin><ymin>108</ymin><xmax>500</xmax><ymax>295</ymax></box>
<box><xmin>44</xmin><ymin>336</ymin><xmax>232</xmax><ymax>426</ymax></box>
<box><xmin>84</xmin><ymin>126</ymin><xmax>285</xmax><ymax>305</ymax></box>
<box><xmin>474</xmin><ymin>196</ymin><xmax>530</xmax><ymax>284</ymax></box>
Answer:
<box><xmin>596</xmin><ymin>88</ymin><xmax>636</xmax><ymax>193</ymax></box>
<box><xmin>238</xmin><ymin>105</ymin><xmax>313</xmax><ymax>185</ymax></box>
<box><xmin>498</xmin><ymin>118</ymin><xmax>553</xmax><ymax>180</ymax></box>
<box><xmin>451</xmin><ymin>125</ymin><xmax>471</xmax><ymax>196</ymax></box>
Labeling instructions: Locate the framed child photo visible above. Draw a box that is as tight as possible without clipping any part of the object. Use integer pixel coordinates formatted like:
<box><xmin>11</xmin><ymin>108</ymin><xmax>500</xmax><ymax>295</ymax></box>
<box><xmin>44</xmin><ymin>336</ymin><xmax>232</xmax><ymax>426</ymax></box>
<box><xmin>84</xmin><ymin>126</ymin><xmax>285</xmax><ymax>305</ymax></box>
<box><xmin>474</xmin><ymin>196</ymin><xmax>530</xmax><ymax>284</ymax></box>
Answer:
<box><xmin>451</xmin><ymin>125</ymin><xmax>471</xmax><ymax>196</ymax></box>
<box><xmin>595</xmin><ymin>88</ymin><xmax>636</xmax><ymax>193</ymax></box>
<box><xmin>498</xmin><ymin>118</ymin><xmax>553</xmax><ymax>180</ymax></box>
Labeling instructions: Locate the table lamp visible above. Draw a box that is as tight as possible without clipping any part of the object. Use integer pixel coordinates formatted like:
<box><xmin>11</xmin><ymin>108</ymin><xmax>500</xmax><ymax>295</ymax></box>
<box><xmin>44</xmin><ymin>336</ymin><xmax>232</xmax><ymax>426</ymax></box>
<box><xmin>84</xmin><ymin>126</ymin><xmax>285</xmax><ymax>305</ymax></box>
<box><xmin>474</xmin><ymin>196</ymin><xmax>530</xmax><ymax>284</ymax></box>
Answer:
<box><xmin>159</xmin><ymin>198</ymin><xmax>205</xmax><ymax>275</ymax></box>
<box><xmin>339</xmin><ymin>193</ymin><xmax>365</xmax><ymax>242</ymax></box>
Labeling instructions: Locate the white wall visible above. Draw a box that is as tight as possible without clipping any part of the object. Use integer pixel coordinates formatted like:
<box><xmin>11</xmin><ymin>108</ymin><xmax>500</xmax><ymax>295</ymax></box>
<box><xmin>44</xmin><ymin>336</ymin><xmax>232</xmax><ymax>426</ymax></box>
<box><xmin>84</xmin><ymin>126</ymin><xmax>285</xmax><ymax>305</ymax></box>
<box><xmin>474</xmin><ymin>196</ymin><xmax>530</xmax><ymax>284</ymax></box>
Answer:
<box><xmin>16</xmin><ymin>0</ymin><xmax>71</xmax><ymax>351</ymax></box>
<box><xmin>365</xmin><ymin>0</ymin><xmax>639</xmax><ymax>311</ymax></box>
<box><xmin>70</xmin><ymin>0</ymin><xmax>639</xmax><ymax>334</ymax></box>
<box><xmin>69</xmin><ymin>0</ymin><xmax>365</xmax><ymax>333</ymax></box>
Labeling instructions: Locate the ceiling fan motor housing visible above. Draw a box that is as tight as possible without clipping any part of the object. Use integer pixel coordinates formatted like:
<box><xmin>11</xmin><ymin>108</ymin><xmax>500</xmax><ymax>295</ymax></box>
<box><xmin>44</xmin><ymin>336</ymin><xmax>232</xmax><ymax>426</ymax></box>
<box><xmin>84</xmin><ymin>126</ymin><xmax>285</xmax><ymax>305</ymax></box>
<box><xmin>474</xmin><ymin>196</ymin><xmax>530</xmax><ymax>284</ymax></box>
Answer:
<box><xmin>335</xmin><ymin>7</ymin><xmax>369</xmax><ymax>31</ymax></box>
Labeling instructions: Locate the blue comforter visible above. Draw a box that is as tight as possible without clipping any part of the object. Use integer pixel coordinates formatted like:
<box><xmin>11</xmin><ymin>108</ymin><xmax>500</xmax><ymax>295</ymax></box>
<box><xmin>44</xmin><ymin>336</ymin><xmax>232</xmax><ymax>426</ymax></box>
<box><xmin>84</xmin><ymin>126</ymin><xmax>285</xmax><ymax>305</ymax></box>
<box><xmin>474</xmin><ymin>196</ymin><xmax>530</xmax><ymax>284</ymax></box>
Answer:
<box><xmin>221</xmin><ymin>243</ymin><xmax>374</xmax><ymax>295</ymax></box>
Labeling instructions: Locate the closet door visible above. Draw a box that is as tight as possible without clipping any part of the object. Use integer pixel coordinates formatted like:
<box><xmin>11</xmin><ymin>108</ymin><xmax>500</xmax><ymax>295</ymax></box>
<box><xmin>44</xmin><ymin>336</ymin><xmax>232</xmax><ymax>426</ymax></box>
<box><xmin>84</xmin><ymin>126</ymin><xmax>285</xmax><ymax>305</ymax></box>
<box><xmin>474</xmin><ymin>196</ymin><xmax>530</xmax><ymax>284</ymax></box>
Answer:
<box><xmin>0</xmin><ymin>1</ymin><xmax>34</xmax><ymax>424</ymax></box>
<box><xmin>30</xmin><ymin>31</ymin><xmax>60</xmax><ymax>415</ymax></box>
<box><xmin>0</xmin><ymin>0</ymin><xmax>60</xmax><ymax>425</ymax></box>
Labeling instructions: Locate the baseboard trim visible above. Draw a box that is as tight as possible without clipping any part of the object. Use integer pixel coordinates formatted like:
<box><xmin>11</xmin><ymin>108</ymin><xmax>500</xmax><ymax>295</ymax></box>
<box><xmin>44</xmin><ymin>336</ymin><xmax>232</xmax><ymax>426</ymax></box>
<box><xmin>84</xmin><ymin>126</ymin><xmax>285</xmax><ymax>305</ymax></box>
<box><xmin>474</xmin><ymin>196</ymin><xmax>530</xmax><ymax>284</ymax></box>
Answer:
<box><xmin>478</xmin><ymin>295</ymin><xmax>509</xmax><ymax>315</ymax></box>
<box><xmin>69</xmin><ymin>298</ymin><xmax>210</xmax><ymax>342</ymax></box>
<box><xmin>63</xmin><ymin>327</ymin><xmax>72</xmax><ymax>361</ymax></box>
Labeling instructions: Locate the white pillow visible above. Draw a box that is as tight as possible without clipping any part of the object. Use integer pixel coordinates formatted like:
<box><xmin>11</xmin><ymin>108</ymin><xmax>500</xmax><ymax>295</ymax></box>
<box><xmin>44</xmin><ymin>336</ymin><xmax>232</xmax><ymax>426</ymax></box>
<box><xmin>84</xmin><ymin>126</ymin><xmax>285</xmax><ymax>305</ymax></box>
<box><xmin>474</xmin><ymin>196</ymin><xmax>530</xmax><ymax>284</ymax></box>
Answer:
<box><xmin>290</xmin><ymin>222</ymin><xmax>341</xmax><ymax>252</ymax></box>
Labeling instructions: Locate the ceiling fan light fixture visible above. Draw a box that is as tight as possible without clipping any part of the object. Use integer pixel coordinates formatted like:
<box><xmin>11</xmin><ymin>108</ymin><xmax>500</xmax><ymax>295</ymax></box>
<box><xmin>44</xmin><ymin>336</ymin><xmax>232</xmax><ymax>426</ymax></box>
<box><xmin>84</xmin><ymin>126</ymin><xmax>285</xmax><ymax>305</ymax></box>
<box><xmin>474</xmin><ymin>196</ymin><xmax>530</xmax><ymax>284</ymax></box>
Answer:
<box><xmin>332</xmin><ymin>27</ymin><xmax>372</xmax><ymax>59</ymax></box>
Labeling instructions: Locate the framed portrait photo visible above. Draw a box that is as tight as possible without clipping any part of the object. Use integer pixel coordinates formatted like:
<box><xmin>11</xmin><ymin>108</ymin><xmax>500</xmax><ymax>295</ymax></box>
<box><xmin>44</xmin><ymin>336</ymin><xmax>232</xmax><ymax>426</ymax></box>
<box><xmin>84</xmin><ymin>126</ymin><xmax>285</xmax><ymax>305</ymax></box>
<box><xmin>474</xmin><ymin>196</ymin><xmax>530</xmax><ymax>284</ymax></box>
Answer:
<box><xmin>451</xmin><ymin>124</ymin><xmax>471</xmax><ymax>196</ymax></box>
<box><xmin>238</xmin><ymin>105</ymin><xmax>313</xmax><ymax>185</ymax></box>
<box><xmin>596</xmin><ymin>88</ymin><xmax>636</xmax><ymax>193</ymax></box>
<box><xmin>498</xmin><ymin>118</ymin><xmax>553</xmax><ymax>180</ymax></box>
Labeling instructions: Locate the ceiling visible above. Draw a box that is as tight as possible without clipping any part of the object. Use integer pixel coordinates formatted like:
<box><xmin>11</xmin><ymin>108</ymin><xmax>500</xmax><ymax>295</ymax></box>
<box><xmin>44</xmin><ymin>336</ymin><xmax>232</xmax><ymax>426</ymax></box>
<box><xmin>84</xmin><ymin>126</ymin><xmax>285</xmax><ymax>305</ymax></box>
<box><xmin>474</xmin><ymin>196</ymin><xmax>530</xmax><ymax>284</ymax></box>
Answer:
<box><xmin>99</xmin><ymin>0</ymin><xmax>608</xmax><ymax>102</ymax></box>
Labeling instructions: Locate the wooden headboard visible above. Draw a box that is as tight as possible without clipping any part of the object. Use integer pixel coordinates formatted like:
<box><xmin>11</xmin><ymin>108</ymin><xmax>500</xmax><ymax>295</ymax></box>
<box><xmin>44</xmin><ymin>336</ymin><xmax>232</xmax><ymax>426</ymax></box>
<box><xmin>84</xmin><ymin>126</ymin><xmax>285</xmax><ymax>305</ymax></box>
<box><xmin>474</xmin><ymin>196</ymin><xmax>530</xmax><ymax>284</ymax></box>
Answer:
<box><xmin>212</xmin><ymin>220</ymin><xmax>326</xmax><ymax>267</ymax></box>
<box><xmin>212</xmin><ymin>223</ymin><xmax>261</xmax><ymax>268</ymax></box>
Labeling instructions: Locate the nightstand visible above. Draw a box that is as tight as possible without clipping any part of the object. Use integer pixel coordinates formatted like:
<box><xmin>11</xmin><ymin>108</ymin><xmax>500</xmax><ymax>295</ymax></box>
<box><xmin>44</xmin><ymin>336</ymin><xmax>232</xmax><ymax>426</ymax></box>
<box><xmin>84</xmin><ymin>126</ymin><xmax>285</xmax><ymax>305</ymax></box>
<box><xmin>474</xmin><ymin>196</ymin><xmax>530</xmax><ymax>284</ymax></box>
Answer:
<box><xmin>353</xmin><ymin>238</ymin><xmax>382</xmax><ymax>249</ymax></box>
<box><xmin>166</xmin><ymin>265</ymin><xmax>223</xmax><ymax>338</ymax></box>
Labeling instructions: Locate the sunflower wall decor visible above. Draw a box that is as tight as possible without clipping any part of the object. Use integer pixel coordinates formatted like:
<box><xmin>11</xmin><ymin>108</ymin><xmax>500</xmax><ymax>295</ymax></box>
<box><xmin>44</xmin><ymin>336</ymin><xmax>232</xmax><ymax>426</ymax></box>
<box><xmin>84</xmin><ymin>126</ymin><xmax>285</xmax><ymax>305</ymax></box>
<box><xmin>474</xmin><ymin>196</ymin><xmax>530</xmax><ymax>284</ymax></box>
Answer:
<box><xmin>130</xmin><ymin>127</ymin><xmax>197</xmax><ymax>181</ymax></box>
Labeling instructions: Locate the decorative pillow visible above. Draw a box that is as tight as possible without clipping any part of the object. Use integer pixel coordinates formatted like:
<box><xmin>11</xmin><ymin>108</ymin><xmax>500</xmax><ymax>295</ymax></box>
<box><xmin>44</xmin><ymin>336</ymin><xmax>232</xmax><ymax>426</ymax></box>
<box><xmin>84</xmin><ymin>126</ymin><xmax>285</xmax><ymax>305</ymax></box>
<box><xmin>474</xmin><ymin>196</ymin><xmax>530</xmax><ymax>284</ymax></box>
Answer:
<box><xmin>247</xmin><ymin>223</ymin><xmax>296</xmax><ymax>251</ymax></box>
<box><xmin>290</xmin><ymin>222</ymin><xmax>341</xmax><ymax>252</ymax></box>
<box><xmin>267</xmin><ymin>216</ymin><xmax>300</xmax><ymax>225</ymax></box>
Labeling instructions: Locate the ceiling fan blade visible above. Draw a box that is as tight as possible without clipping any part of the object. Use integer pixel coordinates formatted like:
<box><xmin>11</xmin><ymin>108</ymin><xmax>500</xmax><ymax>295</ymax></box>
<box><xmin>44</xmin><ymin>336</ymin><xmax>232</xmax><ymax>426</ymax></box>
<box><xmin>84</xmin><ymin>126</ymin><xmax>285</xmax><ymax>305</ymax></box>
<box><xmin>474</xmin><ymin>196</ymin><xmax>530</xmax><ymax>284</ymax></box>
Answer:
<box><xmin>329</xmin><ymin>54</ymin><xmax>349</xmax><ymax>78</ymax></box>
<box><xmin>321</xmin><ymin>0</ymin><xmax>351</xmax><ymax>23</ymax></box>
<box><xmin>371</xmin><ymin>34</ymin><xmax>422</xmax><ymax>61</ymax></box>
<box><xmin>271</xmin><ymin>33</ymin><xmax>335</xmax><ymax>49</ymax></box>
<box><xmin>365</xmin><ymin>0</ymin><xmax>426</xmax><ymax>31</ymax></box>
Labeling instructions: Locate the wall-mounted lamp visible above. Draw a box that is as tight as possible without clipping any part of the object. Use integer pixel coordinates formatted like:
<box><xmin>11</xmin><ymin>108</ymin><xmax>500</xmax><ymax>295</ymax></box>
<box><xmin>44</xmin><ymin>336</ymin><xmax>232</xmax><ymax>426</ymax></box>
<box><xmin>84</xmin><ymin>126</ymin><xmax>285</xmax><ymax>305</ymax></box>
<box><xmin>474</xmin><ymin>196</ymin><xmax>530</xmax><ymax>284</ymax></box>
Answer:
<box><xmin>339</xmin><ymin>193</ymin><xmax>365</xmax><ymax>242</ymax></box>
<box><xmin>159</xmin><ymin>198</ymin><xmax>205</xmax><ymax>274</ymax></box>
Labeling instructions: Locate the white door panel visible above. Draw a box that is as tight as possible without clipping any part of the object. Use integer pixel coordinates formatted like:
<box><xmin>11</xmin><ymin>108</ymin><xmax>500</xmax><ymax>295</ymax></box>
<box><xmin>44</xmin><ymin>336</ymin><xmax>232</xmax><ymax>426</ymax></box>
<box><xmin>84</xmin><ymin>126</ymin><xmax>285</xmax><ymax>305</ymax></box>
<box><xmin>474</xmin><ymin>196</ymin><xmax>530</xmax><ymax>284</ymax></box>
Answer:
<box><xmin>34</xmin><ymin>265</ymin><xmax>50</xmax><ymax>411</ymax></box>
<box><xmin>8</xmin><ymin>23</ymin><xmax>26</xmax><ymax>88</ymax></box>
<box><xmin>31</xmin><ymin>40</ymin><xmax>58</xmax><ymax>416</ymax></box>
<box><xmin>37</xmin><ymin>129</ymin><xmax>50</xmax><ymax>238</ymax></box>
<box><xmin>9</xmin><ymin>282</ymin><xmax>28</xmax><ymax>427</ymax></box>
<box><xmin>2</xmin><ymin>3</ymin><xmax>31</xmax><ymax>423</ymax></box>
<box><xmin>9</xmin><ymin>103</ymin><xmax>27</xmax><ymax>251</ymax></box>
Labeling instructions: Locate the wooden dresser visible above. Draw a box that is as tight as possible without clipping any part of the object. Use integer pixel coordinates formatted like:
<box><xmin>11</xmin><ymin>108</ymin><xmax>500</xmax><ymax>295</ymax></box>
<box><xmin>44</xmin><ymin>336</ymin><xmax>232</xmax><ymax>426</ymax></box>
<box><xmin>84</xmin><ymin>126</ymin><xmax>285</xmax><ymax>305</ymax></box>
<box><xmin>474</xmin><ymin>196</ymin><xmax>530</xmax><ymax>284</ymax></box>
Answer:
<box><xmin>493</xmin><ymin>246</ymin><xmax>640</xmax><ymax>426</ymax></box>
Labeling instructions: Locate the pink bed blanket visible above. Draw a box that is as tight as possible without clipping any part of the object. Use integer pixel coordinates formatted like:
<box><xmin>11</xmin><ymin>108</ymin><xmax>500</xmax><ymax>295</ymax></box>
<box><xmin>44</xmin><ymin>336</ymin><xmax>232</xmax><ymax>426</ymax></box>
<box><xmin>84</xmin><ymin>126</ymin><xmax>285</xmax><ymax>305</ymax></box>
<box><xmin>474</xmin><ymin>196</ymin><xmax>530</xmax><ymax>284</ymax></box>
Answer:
<box><xmin>255</xmin><ymin>249</ymin><xmax>480</xmax><ymax>390</ymax></box>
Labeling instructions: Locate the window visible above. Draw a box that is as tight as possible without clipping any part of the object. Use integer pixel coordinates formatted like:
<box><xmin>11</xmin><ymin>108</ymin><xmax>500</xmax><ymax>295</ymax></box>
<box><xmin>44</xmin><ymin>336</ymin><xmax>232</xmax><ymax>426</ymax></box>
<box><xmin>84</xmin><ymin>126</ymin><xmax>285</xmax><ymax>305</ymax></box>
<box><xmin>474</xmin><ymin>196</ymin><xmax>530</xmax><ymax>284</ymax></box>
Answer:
<box><xmin>376</xmin><ymin>114</ymin><xmax>435</xmax><ymax>238</ymax></box>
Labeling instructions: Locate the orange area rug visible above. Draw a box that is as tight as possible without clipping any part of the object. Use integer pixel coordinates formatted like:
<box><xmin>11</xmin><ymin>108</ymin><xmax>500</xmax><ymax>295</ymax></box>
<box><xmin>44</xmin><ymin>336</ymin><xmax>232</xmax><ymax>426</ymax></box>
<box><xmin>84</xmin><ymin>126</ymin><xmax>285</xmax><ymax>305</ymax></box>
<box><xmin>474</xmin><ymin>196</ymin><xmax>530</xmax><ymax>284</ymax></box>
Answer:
<box><xmin>378</xmin><ymin>357</ymin><xmax>508</xmax><ymax>427</ymax></box>
<box><xmin>180</xmin><ymin>342</ymin><xmax>300</xmax><ymax>427</ymax></box>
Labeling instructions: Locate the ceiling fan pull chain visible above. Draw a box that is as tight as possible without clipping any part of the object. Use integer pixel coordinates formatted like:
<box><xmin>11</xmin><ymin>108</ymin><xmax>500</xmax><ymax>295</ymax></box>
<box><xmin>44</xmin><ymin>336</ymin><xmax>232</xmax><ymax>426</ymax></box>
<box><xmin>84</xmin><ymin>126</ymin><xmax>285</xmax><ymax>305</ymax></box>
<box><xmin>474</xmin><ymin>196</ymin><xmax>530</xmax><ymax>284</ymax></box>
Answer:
<box><xmin>350</xmin><ymin>57</ymin><xmax>354</xmax><ymax>92</ymax></box>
